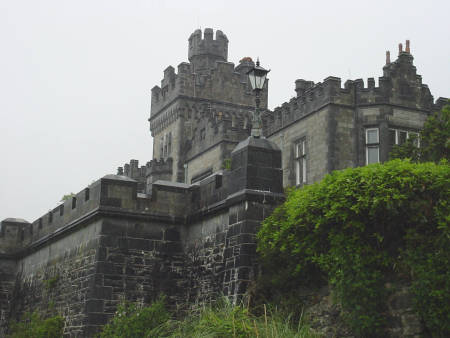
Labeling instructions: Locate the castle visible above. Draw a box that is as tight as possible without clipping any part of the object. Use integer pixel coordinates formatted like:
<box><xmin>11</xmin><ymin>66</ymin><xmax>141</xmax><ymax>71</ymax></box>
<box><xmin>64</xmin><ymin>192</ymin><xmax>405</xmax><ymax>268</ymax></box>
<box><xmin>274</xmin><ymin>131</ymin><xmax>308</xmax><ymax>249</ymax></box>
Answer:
<box><xmin>0</xmin><ymin>29</ymin><xmax>447</xmax><ymax>337</ymax></box>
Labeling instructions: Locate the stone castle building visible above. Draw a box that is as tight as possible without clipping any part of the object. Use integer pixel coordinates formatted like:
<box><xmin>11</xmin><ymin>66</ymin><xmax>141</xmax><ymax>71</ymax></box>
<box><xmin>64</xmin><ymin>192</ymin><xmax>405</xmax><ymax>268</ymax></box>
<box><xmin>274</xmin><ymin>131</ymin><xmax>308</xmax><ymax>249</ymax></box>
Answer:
<box><xmin>0</xmin><ymin>29</ymin><xmax>447</xmax><ymax>336</ymax></box>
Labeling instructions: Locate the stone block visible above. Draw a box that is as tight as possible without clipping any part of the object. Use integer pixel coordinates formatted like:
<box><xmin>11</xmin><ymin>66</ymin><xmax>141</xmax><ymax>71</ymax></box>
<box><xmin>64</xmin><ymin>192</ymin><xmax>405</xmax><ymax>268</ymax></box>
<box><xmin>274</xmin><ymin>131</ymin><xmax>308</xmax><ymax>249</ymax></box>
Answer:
<box><xmin>85</xmin><ymin>299</ymin><xmax>104</xmax><ymax>313</ymax></box>
<box><xmin>164</xmin><ymin>228</ymin><xmax>181</xmax><ymax>241</ymax></box>
<box><xmin>97</xmin><ymin>262</ymin><xmax>122</xmax><ymax>275</ymax></box>
<box><xmin>240</xmin><ymin>220</ymin><xmax>258</xmax><ymax>234</ymax></box>
<box><xmin>154</xmin><ymin>241</ymin><xmax>182</xmax><ymax>254</ymax></box>
<box><xmin>237</xmin><ymin>234</ymin><xmax>255</xmax><ymax>244</ymax></box>
<box><xmin>88</xmin><ymin>286</ymin><xmax>113</xmax><ymax>300</ymax></box>
<box><xmin>127</xmin><ymin>238</ymin><xmax>151</xmax><ymax>251</ymax></box>
<box><xmin>87</xmin><ymin>312</ymin><xmax>109</xmax><ymax>325</ymax></box>
<box><xmin>239</xmin><ymin>243</ymin><xmax>256</xmax><ymax>255</ymax></box>
<box><xmin>101</xmin><ymin>222</ymin><xmax>126</xmax><ymax>236</ymax></box>
<box><xmin>234</xmin><ymin>254</ymin><xmax>252</xmax><ymax>267</ymax></box>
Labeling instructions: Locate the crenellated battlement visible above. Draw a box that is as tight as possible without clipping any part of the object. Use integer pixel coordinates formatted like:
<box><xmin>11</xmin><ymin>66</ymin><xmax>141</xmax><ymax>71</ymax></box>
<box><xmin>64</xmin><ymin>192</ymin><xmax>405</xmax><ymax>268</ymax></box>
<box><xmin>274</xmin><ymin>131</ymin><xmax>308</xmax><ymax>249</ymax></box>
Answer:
<box><xmin>263</xmin><ymin>45</ymin><xmax>436</xmax><ymax>136</ymax></box>
<box><xmin>150</xmin><ymin>58</ymin><xmax>265</xmax><ymax>121</ymax></box>
<box><xmin>146</xmin><ymin>157</ymin><xmax>173</xmax><ymax>174</ymax></box>
<box><xmin>117</xmin><ymin>159</ymin><xmax>147</xmax><ymax>192</ymax></box>
<box><xmin>149</xmin><ymin>29</ymin><xmax>266</xmax><ymax>129</ymax></box>
<box><xmin>145</xmin><ymin>157</ymin><xmax>173</xmax><ymax>186</ymax></box>
<box><xmin>0</xmin><ymin>180</ymin><xmax>102</xmax><ymax>254</ymax></box>
<box><xmin>188</xmin><ymin>28</ymin><xmax>228</xmax><ymax>69</ymax></box>
<box><xmin>1</xmin><ymin>31</ymin><xmax>448</xmax><ymax>337</ymax></box>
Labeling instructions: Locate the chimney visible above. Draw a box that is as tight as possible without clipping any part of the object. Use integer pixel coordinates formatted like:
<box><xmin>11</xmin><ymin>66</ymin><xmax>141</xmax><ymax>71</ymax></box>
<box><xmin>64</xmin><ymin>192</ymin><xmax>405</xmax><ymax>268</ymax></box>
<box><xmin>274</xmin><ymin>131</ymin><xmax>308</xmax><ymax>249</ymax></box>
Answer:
<box><xmin>398</xmin><ymin>43</ymin><xmax>403</xmax><ymax>54</ymax></box>
<box><xmin>386</xmin><ymin>51</ymin><xmax>391</xmax><ymax>64</ymax></box>
<box><xmin>405</xmin><ymin>40</ymin><xmax>410</xmax><ymax>53</ymax></box>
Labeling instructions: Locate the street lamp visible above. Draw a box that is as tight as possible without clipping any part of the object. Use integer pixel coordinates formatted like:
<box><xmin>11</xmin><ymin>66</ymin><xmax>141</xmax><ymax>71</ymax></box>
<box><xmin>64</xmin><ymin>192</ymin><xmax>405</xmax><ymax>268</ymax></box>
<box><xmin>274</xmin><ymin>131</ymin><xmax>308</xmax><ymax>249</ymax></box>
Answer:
<box><xmin>247</xmin><ymin>59</ymin><xmax>270</xmax><ymax>138</ymax></box>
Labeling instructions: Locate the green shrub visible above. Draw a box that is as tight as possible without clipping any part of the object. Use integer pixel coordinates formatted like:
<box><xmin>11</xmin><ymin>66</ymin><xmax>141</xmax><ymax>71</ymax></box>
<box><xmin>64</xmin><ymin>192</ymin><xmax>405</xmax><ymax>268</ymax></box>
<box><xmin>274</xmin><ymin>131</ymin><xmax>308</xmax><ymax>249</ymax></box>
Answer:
<box><xmin>257</xmin><ymin>160</ymin><xmax>450</xmax><ymax>336</ymax></box>
<box><xmin>8</xmin><ymin>311</ymin><xmax>64</xmax><ymax>338</ymax></box>
<box><xmin>98</xmin><ymin>296</ymin><xmax>170</xmax><ymax>338</ymax></box>
<box><xmin>390</xmin><ymin>103</ymin><xmax>450</xmax><ymax>162</ymax></box>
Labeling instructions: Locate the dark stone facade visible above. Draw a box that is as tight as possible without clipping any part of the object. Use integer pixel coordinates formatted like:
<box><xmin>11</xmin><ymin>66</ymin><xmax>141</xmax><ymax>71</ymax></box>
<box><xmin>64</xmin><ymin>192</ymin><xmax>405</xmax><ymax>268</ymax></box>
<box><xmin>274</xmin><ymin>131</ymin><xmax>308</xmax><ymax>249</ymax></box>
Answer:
<box><xmin>0</xmin><ymin>29</ymin><xmax>447</xmax><ymax>337</ymax></box>
<box><xmin>0</xmin><ymin>139</ymin><xmax>283</xmax><ymax>337</ymax></box>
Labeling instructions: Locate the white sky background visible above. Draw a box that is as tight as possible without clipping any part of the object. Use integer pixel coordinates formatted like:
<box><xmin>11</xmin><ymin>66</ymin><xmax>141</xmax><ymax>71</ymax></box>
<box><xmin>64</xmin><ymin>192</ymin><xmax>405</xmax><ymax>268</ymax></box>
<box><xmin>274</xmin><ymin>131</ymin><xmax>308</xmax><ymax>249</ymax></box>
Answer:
<box><xmin>1</xmin><ymin>0</ymin><xmax>449</xmax><ymax>222</ymax></box>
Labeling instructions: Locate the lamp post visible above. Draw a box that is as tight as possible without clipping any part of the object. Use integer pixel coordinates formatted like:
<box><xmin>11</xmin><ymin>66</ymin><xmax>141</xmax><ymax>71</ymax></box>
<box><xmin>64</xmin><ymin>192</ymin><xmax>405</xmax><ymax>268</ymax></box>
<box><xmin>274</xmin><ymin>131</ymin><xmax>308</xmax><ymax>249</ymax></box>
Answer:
<box><xmin>247</xmin><ymin>59</ymin><xmax>270</xmax><ymax>138</ymax></box>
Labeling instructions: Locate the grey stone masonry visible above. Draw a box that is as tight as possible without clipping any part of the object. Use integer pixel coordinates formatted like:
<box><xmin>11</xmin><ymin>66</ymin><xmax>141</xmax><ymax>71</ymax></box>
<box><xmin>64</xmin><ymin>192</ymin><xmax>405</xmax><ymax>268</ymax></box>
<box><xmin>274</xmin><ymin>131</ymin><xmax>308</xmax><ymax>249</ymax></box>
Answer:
<box><xmin>2</xmin><ymin>30</ymin><xmax>448</xmax><ymax>338</ymax></box>
<box><xmin>0</xmin><ymin>137</ymin><xmax>284</xmax><ymax>337</ymax></box>
<box><xmin>148</xmin><ymin>28</ymin><xmax>269</xmax><ymax>185</ymax></box>
<box><xmin>264</xmin><ymin>42</ymin><xmax>448</xmax><ymax>186</ymax></box>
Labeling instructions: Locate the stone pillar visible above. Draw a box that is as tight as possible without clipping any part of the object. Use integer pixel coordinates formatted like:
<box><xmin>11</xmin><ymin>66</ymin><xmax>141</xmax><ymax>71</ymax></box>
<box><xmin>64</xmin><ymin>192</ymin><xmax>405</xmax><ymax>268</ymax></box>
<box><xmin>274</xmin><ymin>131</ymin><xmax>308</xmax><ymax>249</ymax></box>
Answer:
<box><xmin>223</xmin><ymin>137</ymin><xmax>283</xmax><ymax>302</ymax></box>
<box><xmin>229</xmin><ymin>137</ymin><xmax>283</xmax><ymax>194</ymax></box>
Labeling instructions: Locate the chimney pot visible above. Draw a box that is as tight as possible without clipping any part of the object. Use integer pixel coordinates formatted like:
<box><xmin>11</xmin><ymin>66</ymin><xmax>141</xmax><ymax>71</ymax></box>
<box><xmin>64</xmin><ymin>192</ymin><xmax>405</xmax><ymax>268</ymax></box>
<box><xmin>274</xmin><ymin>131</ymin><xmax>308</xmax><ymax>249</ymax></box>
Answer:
<box><xmin>398</xmin><ymin>43</ymin><xmax>403</xmax><ymax>54</ymax></box>
<box><xmin>386</xmin><ymin>51</ymin><xmax>391</xmax><ymax>64</ymax></box>
<box><xmin>406</xmin><ymin>40</ymin><xmax>410</xmax><ymax>53</ymax></box>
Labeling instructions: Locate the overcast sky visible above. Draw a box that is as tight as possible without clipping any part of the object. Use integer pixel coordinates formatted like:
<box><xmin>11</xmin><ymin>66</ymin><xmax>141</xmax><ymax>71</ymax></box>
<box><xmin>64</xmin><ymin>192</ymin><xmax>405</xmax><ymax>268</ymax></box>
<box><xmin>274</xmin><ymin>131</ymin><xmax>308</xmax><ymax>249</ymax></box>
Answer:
<box><xmin>1</xmin><ymin>0</ymin><xmax>449</xmax><ymax>222</ymax></box>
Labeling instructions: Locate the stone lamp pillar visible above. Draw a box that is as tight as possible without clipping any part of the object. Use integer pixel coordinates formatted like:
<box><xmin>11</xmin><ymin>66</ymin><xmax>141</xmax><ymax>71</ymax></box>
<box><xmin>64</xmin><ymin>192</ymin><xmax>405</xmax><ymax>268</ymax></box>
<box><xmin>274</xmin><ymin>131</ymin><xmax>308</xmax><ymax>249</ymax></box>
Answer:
<box><xmin>230</xmin><ymin>136</ymin><xmax>283</xmax><ymax>195</ymax></box>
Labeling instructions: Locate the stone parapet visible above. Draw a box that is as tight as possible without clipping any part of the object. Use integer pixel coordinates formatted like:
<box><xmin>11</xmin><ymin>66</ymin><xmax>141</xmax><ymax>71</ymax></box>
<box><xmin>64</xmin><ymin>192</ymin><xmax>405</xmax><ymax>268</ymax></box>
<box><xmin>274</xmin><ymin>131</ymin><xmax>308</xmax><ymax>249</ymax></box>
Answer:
<box><xmin>263</xmin><ymin>51</ymin><xmax>437</xmax><ymax>137</ymax></box>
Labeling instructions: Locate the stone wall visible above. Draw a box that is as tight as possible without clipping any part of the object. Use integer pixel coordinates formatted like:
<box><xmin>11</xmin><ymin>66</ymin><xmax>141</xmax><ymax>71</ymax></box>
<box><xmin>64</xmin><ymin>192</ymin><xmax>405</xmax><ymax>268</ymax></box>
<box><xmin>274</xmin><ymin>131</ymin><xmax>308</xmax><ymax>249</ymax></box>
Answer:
<box><xmin>268</xmin><ymin>107</ymin><xmax>331</xmax><ymax>186</ymax></box>
<box><xmin>263</xmin><ymin>50</ymin><xmax>444</xmax><ymax>187</ymax></box>
<box><xmin>303</xmin><ymin>282</ymin><xmax>424</xmax><ymax>337</ymax></box>
<box><xmin>0</xmin><ymin>137</ymin><xmax>284</xmax><ymax>337</ymax></box>
<box><xmin>149</xmin><ymin>28</ymin><xmax>267</xmax><ymax>186</ymax></box>
<box><xmin>13</xmin><ymin>220</ymin><xmax>102</xmax><ymax>336</ymax></box>
<box><xmin>0</xmin><ymin>257</ymin><xmax>16</xmax><ymax>337</ymax></box>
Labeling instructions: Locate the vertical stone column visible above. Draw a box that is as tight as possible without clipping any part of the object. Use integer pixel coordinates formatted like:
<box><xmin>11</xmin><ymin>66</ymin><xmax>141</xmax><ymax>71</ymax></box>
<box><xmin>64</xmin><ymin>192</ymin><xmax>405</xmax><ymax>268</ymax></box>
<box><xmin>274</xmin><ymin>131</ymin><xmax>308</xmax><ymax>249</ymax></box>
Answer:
<box><xmin>223</xmin><ymin>137</ymin><xmax>283</xmax><ymax>303</ymax></box>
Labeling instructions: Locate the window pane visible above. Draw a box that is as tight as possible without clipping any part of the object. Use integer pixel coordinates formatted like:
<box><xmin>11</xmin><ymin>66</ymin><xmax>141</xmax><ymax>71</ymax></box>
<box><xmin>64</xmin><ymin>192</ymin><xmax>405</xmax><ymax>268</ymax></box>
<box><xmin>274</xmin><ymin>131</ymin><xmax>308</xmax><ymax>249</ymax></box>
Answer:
<box><xmin>367</xmin><ymin>129</ymin><xmax>379</xmax><ymax>144</ymax></box>
<box><xmin>408</xmin><ymin>132</ymin><xmax>419</xmax><ymax>147</ymax></box>
<box><xmin>295</xmin><ymin>160</ymin><xmax>300</xmax><ymax>185</ymax></box>
<box><xmin>302</xmin><ymin>158</ymin><xmax>306</xmax><ymax>183</ymax></box>
<box><xmin>302</xmin><ymin>140</ymin><xmax>306</xmax><ymax>156</ymax></box>
<box><xmin>367</xmin><ymin>146</ymin><xmax>379</xmax><ymax>164</ymax></box>
<box><xmin>399</xmin><ymin>131</ymin><xmax>407</xmax><ymax>145</ymax></box>
<box><xmin>388</xmin><ymin>129</ymin><xmax>396</xmax><ymax>146</ymax></box>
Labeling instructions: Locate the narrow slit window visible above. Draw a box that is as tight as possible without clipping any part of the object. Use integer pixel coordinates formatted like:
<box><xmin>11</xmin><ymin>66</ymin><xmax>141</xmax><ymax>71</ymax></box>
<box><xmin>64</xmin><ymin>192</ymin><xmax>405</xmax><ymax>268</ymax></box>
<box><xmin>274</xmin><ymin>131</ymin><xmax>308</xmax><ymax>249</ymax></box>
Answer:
<box><xmin>295</xmin><ymin>138</ymin><xmax>307</xmax><ymax>185</ymax></box>
<box><xmin>72</xmin><ymin>196</ymin><xmax>77</xmax><ymax>209</ymax></box>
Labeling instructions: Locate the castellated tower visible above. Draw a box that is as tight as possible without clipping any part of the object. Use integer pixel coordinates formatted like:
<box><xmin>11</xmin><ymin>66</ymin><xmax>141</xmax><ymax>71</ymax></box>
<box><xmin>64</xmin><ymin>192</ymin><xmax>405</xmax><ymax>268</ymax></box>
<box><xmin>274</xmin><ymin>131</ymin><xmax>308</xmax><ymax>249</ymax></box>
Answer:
<box><xmin>148</xmin><ymin>28</ymin><xmax>268</xmax><ymax>188</ymax></box>
<box><xmin>188</xmin><ymin>28</ymin><xmax>228</xmax><ymax>74</ymax></box>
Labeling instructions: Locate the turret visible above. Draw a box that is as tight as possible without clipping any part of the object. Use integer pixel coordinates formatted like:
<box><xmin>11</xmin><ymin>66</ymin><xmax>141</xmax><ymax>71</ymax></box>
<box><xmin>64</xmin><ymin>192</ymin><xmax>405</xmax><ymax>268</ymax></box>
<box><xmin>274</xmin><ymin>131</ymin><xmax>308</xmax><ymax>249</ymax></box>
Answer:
<box><xmin>188</xmin><ymin>28</ymin><xmax>228</xmax><ymax>74</ymax></box>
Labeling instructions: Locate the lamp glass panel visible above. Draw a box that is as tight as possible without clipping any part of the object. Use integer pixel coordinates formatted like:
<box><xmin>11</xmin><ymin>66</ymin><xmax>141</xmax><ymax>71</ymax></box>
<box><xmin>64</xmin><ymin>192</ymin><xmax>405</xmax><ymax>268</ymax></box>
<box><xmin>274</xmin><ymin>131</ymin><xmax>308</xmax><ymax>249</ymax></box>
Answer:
<box><xmin>257</xmin><ymin>74</ymin><xmax>267</xmax><ymax>89</ymax></box>
<box><xmin>248</xmin><ymin>71</ymin><xmax>257</xmax><ymax>90</ymax></box>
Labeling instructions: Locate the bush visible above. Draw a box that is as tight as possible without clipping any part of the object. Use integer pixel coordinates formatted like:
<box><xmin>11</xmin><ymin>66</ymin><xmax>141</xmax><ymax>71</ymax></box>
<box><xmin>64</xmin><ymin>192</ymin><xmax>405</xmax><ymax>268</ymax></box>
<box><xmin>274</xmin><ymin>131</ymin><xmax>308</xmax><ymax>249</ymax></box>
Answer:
<box><xmin>98</xmin><ymin>296</ymin><xmax>170</xmax><ymax>338</ymax></box>
<box><xmin>257</xmin><ymin>160</ymin><xmax>450</xmax><ymax>336</ymax></box>
<box><xmin>8</xmin><ymin>311</ymin><xmax>64</xmax><ymax>338</ymax></box>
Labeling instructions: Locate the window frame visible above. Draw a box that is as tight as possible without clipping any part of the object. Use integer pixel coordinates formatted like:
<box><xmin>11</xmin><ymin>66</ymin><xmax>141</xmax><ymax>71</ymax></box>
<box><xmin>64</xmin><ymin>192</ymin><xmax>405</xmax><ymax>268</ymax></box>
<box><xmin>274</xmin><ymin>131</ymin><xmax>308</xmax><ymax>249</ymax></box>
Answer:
<box><xmin>294</xmin><ymin>138</ymin><xmax>307</xmax><ymax>185</ymax></box>
<box><xmin>389</xmin><ymin>128</ymin><xmax>420</xmax><ymax>147</ymax></box>
<box><xmin>365</xmin><ymin>127</ymin><xmax>380</xmax><ymax>165</ymax></box>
